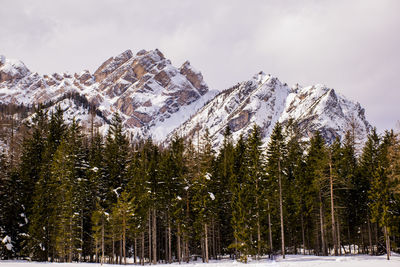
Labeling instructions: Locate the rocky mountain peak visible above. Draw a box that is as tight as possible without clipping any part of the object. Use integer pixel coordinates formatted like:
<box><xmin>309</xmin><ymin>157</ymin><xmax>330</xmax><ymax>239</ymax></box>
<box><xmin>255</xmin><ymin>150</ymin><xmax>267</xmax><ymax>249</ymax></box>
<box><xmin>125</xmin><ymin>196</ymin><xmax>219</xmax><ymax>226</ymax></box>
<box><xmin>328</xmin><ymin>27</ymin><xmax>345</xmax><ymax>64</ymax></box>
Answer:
<box><xmin>179</xmin><ymin>60</ymin><xmax>208</xmax><ymax>96</ymax></box>
<box><xmin>170</xmin><ymin>71</ymin><xmax>370</xmax><ymax>147</ymax></box>
<box><xmin>0</xmin><ymin>55</ymin><xmax>30</xmax><ymax>83</ymax></box>
<box><xmin>94</xmin><ymin>49</ymin><xmax>133</xmax><ymax>83</ymax></box>
<box><xmin>0</xmin><ymin>55</ymin><xmax>5</xmax><ymax>67</ymax></box>
<box><xmin>280</xmin><ymin>84</ymin><xmax>371</xmax><ymax>143</ymax></box>
<box><xmin>170</xmin><ymin>72</ymin><xmax>290</xmax><ymax>146</ymax></box>
<box><xmin>0</xmin><ymin>51</ymin><xmax>371</xmax><ymax>147</ymax></box>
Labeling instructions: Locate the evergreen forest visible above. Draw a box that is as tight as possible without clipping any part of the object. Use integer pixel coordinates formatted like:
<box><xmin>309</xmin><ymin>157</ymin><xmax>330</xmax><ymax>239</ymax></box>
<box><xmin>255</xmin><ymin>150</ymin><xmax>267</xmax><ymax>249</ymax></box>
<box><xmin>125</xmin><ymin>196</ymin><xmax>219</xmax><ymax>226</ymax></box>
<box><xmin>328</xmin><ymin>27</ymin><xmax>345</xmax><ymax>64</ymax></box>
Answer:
<box><xmin>0</xmin><ymin>105</ymin><xmax>400</xmax><ymax>263</ymax></box>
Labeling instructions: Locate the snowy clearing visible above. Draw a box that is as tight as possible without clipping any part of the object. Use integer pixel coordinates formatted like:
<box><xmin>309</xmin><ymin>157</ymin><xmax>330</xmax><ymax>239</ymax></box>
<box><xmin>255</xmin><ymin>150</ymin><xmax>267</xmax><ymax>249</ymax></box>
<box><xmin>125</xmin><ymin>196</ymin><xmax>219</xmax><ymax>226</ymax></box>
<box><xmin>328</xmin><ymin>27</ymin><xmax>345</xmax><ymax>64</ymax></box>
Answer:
<box><xmin>1</xmin><ymin>255</ymin><xmax>400</xmax><ymax>267</ymax></box>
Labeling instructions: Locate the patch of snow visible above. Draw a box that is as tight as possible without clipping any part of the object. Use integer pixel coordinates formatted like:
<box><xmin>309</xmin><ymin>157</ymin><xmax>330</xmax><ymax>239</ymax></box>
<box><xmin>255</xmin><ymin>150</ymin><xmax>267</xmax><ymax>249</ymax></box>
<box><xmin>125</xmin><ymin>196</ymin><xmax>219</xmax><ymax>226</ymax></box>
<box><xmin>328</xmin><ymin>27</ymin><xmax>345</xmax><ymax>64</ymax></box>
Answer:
<box><xmin>209</xmin><ymin>192</ymin><xmax>215</xmax><ymax>200</ymax></box>
<box><xmin>1</xmin><ymin>254</ymin><xmax>400</xmax><ymax>266</ymax></box>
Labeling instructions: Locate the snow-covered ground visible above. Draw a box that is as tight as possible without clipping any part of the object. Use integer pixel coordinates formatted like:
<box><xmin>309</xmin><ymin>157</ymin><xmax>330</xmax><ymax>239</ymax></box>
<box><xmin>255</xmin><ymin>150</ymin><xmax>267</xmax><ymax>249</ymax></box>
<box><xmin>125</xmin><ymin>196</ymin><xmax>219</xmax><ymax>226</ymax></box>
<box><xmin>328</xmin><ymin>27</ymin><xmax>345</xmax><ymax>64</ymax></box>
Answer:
<box><xmin>1</xmin><ymin>255</ymin><xmax>400</xmax><ymax>267</ymax></box>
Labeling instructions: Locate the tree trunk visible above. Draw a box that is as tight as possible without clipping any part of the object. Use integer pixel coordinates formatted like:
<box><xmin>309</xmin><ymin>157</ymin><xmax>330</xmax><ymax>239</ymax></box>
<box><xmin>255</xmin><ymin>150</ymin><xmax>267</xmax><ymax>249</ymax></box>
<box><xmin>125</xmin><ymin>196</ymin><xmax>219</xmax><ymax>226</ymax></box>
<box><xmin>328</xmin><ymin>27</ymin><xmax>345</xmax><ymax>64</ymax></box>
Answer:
<box><xmin>95</xmin><ymin>239</ymin><xmax>98</xmax><ymax>263</ymax></box>
<box><xmin>101</xmin><ymin>220</ymin><xmax>104</xmax><ymax>265</ymax></box>
<box><xmin>165</xmin><ymin>227</ymin><xmax>168</xmax><ymax>262</ymax></box>
<box><xmin>319</xmin><ymin>190</ymin><xmax>327</xmax><ymax>256</ymax></box>
<box><xmin>347</xmin><ymin>223</ymin><xmax>351</xmax><ymax>254</ymax></box>
<box><xmin>177</xmin><ymin>225</ymin><xmax>181</xmax><ymax>264</ymax></box>
<box><xmin>168</xmin><ymin>220</ymin><xmax>172</xmax><ymax>263</ymax></box>
<box><xmin>367</xmin><ymin>214</ymin><xmax>373</xmax><ymax>255</ymax></box>
<box><xmin>278</xmin><ymin>159</ymin><xmax>285</xmax><ymax>259</ymax></box>
<box><xmin>374</xmin><ymin>223</ymin><xmax>378</xmax><ymax>256</ymax></box>
<box><xmin>268</xmin><ymin>201</ymin><xmax>273</xmax><ymax>257</ymax></box>
<box><xmin>301</xmin><ymin>214</ymin><xmax>306</xmax><ymax>255</ymax></box>
<box><xmin>80</xmin><ymin>214</ymin><xmax>83</xmax><ymax>262</ymax></box>
<box><xmin>204</xmin><ymin>223</ymin><xmax>209</xmax><ymax>263</ymax></box>
<box><xmin>152</xmin><ymin>209</ymin><xmax>157</xmax><ymax>264</ymax></box>
<box><xmin>112</xmin><ymin>231</ymin><xmax>115</xmax><ymax>264</ymax></box>
<box><xmin>69</xmin><ymin>217</ymin><xmax>73</xmax><ymax>262</ymax></box>
<box><xmin>134</xmin><ymin>238</ymin><xmax>137</xmax><ymax>264</ymax></box>
<box><xmin>141</xmin><ymin>232</ymin><xmax>145</xmax><ymax>265</ymax></box>
<box><xmin>212</xmin><ymin>219</ymin><xmax>216</xmax><ymax>259</ymax></box>
<box><xmin>257</xmin><ymin>210</ymin><xmax>261</xmax><ymax>259</ymax></box>
<box><xmin>336</xmin><ymin>213</ymin><xmax>342</xmax><ymax>256</ymax></box>
<box><xmin>316</xmin><ymin>224</ymin><xmax>320</xmax><ymax>255</ymax></box>
<box><xmin>120</xmin><ymin>237</ymin><xmax>123</xmax><ymax>264</ymax></box>
<box><xmin>217</xmin><ymin>224</ymin><xmax>221</xmax><ymax>259</ymax></box>
<box><xmin>384</xmin><ymin>226</ymin><xmax>390</xmax><ymax>260</ymax></box>
<box><xmin>123</xmin><ymin>219</ymin><xmax>126</xmax><ymax>265</ymax></box>
<box><xmin>329</xmin><ymin>161</ymin><xmax>338</xmax><ymax>256</ymax></box>
<box><xmin>148</xmin><ymin>211</ymin><xmax>152</xmax><ymax>264</ymax></box>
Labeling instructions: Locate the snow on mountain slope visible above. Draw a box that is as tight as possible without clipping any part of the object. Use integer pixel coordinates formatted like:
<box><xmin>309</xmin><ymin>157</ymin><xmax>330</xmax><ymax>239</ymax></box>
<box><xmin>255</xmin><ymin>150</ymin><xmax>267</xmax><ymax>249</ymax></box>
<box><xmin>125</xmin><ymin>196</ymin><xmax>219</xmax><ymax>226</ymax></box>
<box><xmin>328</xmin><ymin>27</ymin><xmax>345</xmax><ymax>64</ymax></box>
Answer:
<box><xmin>169</xmin><ymin>72</ymin><xmax>290</xmax><ymax>146</ymax></box>
<box><xmin>0</xmin><ymin>49</ymin><xmax>213</xmax><ymax>141</ymax></box>
<box><xmin>0</xmin><ymin>51</ymin><xmax>371</xmax><ymax>146</ymax></box>
<box><xmin>280</xmin><ymin>84</ymin><xmax>371</xmax><ymax>143</ymax></box>
<box><xmin>171</xmin><ymin>73</ymin><xmax>371</xmax><ymax>147</ymax></box>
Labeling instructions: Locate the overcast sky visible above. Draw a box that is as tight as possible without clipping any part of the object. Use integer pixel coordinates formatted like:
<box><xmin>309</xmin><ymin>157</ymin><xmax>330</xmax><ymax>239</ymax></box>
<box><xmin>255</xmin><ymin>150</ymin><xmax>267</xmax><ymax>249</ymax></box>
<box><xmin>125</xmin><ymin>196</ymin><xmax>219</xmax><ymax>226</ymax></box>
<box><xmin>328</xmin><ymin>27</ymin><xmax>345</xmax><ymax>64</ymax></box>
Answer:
<box><xmin>1</xmin><ymin>0</ymin><xmax>399</xmax><ymax>131</ymax></box>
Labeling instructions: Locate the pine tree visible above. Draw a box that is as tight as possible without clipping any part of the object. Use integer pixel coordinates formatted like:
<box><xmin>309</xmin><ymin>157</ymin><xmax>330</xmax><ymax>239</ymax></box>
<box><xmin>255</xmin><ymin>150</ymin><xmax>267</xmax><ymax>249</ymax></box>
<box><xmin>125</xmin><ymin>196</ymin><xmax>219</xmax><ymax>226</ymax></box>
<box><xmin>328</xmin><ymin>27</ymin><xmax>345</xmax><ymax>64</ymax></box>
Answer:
<box><xmin>369</xmin><ymin>130</ymin><xmax>396</xmax><ymax>260</ymax></box>
<box><xmin>9</xmin><ymin>106</ymin><xmax>47</xmax><ymax>257</ymax></box>
<box><xmin>213</xmin><ymin>127</ymin><xmax>235</xmax><ymax>257</ymax></box>
<box><xmin>192</xmin><ymin>129</ymin><xmax>215</xmax><ymax>263</ymax></box>
<box><xmin>266</xmin><ymin>122</ymin><xmax>287</xmax><ymax>258</ymax></box>
<box><xmin>359</xmin><ymin>128</ymin><xmax>381</xmax><ymax>255</ymax></box>
<box><xmin>161</xmin><ymin>135</ymin><xmax>187</xmax><ymax>263</ymax></box>
<box><xmin>88</xmin><ymin>130</ymin><xmax>108</xmax><ymax>263</ymax></box>
<box><xmin>246</xmin><ymin>124</ymin><xmax>264</xmax><ymax>258</ymax></box>
<box><xmin>104</xmin><ymin>113</ymin><xmax>129</xmax><ymax>206</ymax></box>
<box><xmin>51</xmin><ymin>120</ymin><xmax>88</xmax><ymax>262</ymax></box>
<box><xmin>0</xmin><ymin>153</ymin><xmax>26</xmax><ymax>259</ymax></box>
<box><xmin>28</xmin><ymin>105</ymin><xmax>66</xmax><ymax>261</ymax></box>
<box><xmin>52</xmin><ymin>139</ymin><xmax>77</xmax><ymax>262</ymax></box>
<box><xmin>306</xmin><ymin>131</ymin><xmax>328</xmax><ymax>256</ymax></box>
<box><xmin>284</xmin><ymin>119</ymin><xmax>307</xmax><ymax>255</ymax></box>
<box><xmin>111</xmin><ymin>190</ymin><xmax>137</xmax><ymax>265</ymax></box>
<box><xmin>230</xmin><ymin>134</ymin><xmax>251</xmax><ymax>261</ymax></box>
<box><xmin>91</xmin><ymin>203</ymin><xmax>107</xmax><ymax>264</ymax></box>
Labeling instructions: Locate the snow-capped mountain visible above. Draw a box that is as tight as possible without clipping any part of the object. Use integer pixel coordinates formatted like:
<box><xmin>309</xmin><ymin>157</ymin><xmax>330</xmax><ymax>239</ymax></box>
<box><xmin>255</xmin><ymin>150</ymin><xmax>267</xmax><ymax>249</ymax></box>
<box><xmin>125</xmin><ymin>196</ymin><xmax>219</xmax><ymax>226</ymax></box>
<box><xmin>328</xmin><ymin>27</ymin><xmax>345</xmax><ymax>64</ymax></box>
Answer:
<box><xmin>281</xmin><ymin>83</ymin><xmax>370</xmax><ymax>143</ymax></box>
<box><xmin>170</xmin><ymin>72</ymin><xmax>371</xmax><ymax>146</ymax></box>
<box><xmin>0</xmin><ymin>51</ymin><xmax>371</xmax><ymax>146</ymax></box>
<box><xmin>0</xmin><ymin>50</ymin><xmax>216</xmax><ymax>141</ymax></box>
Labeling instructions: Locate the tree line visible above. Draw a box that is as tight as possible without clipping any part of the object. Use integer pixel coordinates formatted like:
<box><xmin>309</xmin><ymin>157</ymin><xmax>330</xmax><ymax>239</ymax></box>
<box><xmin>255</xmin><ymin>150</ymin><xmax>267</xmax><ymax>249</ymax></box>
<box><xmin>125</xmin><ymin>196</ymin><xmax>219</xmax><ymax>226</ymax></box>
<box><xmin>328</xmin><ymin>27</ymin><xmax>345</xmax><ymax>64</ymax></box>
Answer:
<box><xmin>0</xmin><ymin>105</ymin><xmax>399</xmax><ymax>263</ymax></box>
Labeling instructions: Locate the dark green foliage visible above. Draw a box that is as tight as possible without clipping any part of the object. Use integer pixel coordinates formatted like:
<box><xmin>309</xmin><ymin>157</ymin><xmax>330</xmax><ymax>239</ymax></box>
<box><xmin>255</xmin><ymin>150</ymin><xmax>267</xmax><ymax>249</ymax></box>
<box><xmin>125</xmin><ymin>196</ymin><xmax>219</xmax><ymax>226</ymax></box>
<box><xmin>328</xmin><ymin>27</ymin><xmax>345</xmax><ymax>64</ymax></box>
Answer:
<box><xmin>1</xmin><ymin>105</ymin><xmax>400</xmax><ymax>262</ymax></box>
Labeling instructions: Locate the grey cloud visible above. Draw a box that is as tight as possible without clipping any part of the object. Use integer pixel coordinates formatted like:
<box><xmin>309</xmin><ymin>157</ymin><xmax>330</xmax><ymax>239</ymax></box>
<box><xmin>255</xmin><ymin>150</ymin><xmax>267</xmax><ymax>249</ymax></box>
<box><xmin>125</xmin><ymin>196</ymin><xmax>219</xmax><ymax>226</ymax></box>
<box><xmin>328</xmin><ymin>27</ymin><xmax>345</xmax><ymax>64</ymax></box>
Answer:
<box><xmin>0</xmin><ymin>0</ymin><xmax>399</xmax><ymax>130</ymax></box>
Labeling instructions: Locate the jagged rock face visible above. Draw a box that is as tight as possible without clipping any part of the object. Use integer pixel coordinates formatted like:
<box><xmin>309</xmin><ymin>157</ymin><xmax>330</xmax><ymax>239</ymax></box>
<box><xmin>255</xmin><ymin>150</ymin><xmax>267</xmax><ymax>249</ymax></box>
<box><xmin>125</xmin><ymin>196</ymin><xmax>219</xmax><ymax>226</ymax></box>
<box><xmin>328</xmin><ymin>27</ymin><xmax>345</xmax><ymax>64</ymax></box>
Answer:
<box><xmin>0</xmin><ymin>50</ymin><xmax>371</xmax><ymax>146</ymax></box>
<box><xmin>280</xmin><ymin>84</ymin><xmax>371</xmax><ymax>143</ymax></box>
<box><xmin>179</xmin><ymin>61</ymin><xmax>208</xmax><ymax>96</ymax></box>
<box><xmin>0</xmin><ymin>49</ymin><xmax>213</xmax><ymax>141</ymax></box>
<box><xmin>170</xmin><ymin>72</ymin><xmax>290</xmax><ymax>146</ymax></box>
<box><xmin>0</xmin><ymin>57</ymin><xmax>30</xmax><ymax>84</ymax></box>
<box><xmin>170</xmin><ymin>72</ymin><xmax>371</xmax><ymax>146</ymax></box>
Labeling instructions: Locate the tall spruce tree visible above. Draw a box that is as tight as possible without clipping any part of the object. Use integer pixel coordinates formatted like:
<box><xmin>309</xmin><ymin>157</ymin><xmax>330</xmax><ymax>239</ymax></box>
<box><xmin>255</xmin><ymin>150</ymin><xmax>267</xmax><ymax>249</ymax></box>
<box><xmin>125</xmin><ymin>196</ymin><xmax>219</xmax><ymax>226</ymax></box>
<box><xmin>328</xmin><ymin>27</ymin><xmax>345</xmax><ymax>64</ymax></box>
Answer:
<box><xmin>230</xmin><ymin>134</ymin><xmax>252</xmax><ymax>261</ymax></box>
<box><xmin>284</xmin><ymin>119</ymin><xmax>306</xmax><ymax>254</ymax></box>
<box><xmin>359</xmin><ymin>128</ymin><xmax>381</xmax><ymax>255</ymax></box>
<box><xmin>192</xmin><ymin>129</ymin><xmax>215</xmax><ymax>263</ymax></box>
<box><xmin>28</xmin><ymin>105</ymin><xmax>66</xmax><ymax>261</ymax></box>
<box><xmin>369</xmin><ymin>130</ymin><xmax>396</xmax><ymax>260</ymax></box>
<box><xmin>306</xmin><ymin>131</ymin><xmax>328</xmax><ymax>256</ymax></box>
<box><xmin>214</xmin><ymin>127</ymin><xmax>235</xmax><ymax>257</ymax></box>
<box><xmin>246</xmin><ymin>124</ymin><xmax>264</xmax><ymax>258</ymax></box>
<box><xmin>266</xmin><ymin>122</ymin><xmax>287</xmax><ymax>258</ymax></box>
<box><xmin>104</xmin><ymin>113</ymin><xmax>129</xmax><ymax>206</ymax></box>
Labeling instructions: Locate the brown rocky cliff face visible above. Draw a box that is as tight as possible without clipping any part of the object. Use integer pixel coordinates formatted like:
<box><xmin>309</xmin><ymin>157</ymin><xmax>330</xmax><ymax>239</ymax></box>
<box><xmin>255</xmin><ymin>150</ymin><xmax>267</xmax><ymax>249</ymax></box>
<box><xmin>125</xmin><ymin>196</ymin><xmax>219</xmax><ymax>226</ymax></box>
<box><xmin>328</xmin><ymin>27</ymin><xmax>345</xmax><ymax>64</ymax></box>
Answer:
<box><xmin>180</xmin><ymin>61</ymin><xmax>208</xmax><ymax>95</ymax></box>
<box><xmin>89</xmin><ymin>49</ymin><xmax>209</xmax><ymax>132</ymax></box>
<box><xmin>0</xmin><ymin>49</ymin><xmax>211</xmax><ymax>142</ymax></box>
<box><xmin>228</xmin><ymin>110</ymin><xmax>251</xmax><ymax>132</ymax></box>
<box><xmin>94</xmin><ymin>50</ymin><xmax>133</xmax><ymax>83</ymax></box>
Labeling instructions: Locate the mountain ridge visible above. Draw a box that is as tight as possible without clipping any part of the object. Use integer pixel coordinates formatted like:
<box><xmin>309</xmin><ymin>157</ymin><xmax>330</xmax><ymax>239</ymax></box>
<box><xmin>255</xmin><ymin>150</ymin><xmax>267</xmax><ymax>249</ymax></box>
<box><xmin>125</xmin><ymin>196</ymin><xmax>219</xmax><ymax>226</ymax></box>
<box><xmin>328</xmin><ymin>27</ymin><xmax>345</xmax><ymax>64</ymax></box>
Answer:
<box><xmin>0</xmin><ymin>49</ymin><xmax>371</xmax><ymax>146</ymax></box>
